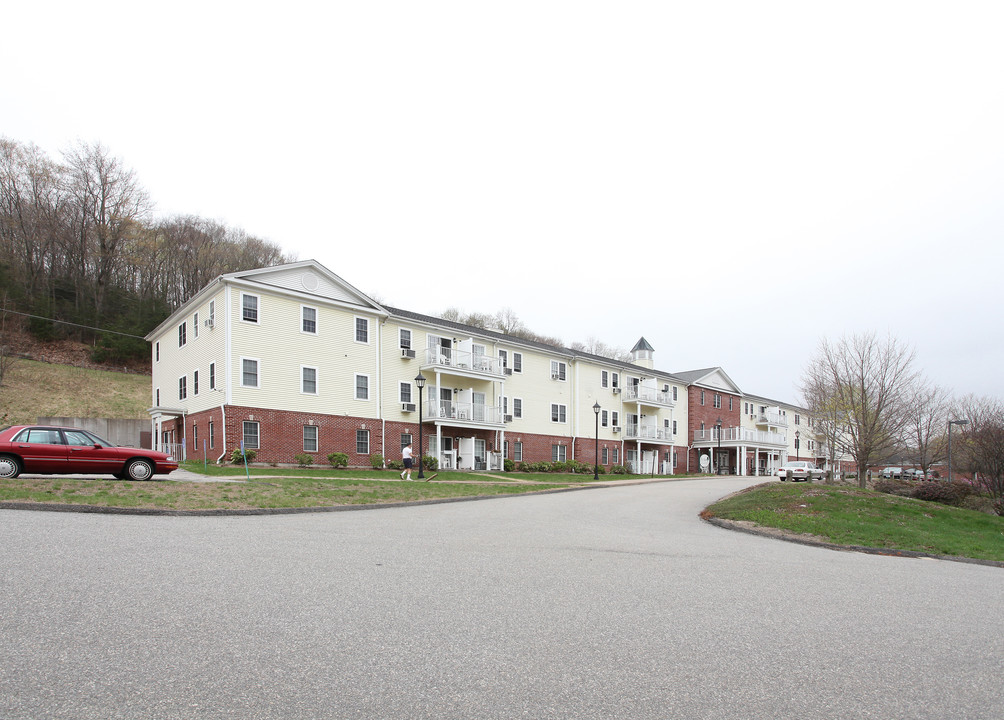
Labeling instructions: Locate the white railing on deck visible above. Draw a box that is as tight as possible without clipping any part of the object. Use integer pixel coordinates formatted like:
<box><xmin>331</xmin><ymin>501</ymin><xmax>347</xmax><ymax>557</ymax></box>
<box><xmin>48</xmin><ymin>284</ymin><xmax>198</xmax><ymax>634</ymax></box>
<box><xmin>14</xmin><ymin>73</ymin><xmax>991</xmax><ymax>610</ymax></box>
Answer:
<box><xmin>432</xmin><ymin>401</ymin><xmax>504</xmax><ymax>425</ymax></box>
<box><xmin>694</xmin><ymin>427</ymin><xmax>786</xmax><ymax>446</ymax></box>
<box><xmin>423</xmin><ymin>348</ymin><xmax>503</xmax><ymax>375</ymax></box>
<box><xmin>622</xmin><ymin>386</ymin><xmax>675</xmax><ymax>406</ymax></box>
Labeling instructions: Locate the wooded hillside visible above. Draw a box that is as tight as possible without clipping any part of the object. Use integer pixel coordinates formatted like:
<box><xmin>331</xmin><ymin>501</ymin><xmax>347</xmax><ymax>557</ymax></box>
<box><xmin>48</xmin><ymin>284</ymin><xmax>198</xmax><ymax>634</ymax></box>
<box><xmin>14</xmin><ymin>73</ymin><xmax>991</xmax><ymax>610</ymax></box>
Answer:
<box><xmin>0</xmin><ymin>137</ymin><xmax>294</xmax><ymax>363</ymax></box>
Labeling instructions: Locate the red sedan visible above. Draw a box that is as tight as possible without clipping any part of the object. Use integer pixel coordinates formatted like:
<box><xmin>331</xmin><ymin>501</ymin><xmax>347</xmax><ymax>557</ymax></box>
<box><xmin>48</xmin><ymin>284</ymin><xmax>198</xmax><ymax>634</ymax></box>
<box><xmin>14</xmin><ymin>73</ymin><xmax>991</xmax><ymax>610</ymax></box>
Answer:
<box><xmin>0</xmin><ymin>425</ymin><xmax>178</xmax><ymax>481</ymax></box>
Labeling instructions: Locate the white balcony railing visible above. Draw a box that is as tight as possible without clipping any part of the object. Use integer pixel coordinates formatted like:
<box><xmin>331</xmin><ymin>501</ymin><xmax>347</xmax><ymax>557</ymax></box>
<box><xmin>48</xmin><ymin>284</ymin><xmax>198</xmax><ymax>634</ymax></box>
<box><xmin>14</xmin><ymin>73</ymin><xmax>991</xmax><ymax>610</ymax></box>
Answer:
<box><xmin>624</xmin><ymin>424</ymin><xmax>674</xmax><ymax>441</ymax></box>
<box><xmin>622</xmin><ymin>386</ymin><xmax>676</xmax><ymax>406</ymax></box>
<box><xmin>422</xmin><ymin>348</ymin><xmax>504</xmax><ymax>376</ymax></box>
<box><xmin>756</xmin><ymin>411</ymin><xmax>788</xmax><ymax>427</ymax></box>
<box><xmin>431</xmin><ymin>401</ymin><xmax>504</xmax><ymax>425</ymax></box>
<box><xmin>694</xmin><ymin>427</ymin><xmax>787</xmax><ymax>446</ymax></box>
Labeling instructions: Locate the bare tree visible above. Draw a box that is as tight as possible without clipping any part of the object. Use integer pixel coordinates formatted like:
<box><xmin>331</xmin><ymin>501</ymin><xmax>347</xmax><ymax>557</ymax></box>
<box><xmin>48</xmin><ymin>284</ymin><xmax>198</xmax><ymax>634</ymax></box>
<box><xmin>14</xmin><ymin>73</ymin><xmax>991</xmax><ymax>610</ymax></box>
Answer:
<box><xmin>800</xmin><ymin>332</ymin><xmax>919</xmax><ymax>488</ymax></box>
<box><xmin>953</xmin><ymin>394</ymin><xmax>1004</xmax><ymax>509</ymax></box>
<box><xmin>0</xmin><ymin>293</ymin><xmax>22</xmax><ymax>386</ymax></box>
<box><xmin>570</xmin><ymin>336</ymin><xmax>633</xmax><ymax>362</ymax></box>
<box><xmin>904</xmin><ymin>381</ymin><xmax>952</xmax><ymax>476</ymax></box>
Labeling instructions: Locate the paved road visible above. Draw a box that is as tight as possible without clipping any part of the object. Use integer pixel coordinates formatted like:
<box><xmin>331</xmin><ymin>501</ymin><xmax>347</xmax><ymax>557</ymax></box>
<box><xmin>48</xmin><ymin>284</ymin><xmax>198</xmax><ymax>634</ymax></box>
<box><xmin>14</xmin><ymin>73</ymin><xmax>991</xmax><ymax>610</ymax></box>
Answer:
<box><xmin>1</xmin><ymin>477</ymin><xmax>1001</xmax><ymax>719</ymax></box>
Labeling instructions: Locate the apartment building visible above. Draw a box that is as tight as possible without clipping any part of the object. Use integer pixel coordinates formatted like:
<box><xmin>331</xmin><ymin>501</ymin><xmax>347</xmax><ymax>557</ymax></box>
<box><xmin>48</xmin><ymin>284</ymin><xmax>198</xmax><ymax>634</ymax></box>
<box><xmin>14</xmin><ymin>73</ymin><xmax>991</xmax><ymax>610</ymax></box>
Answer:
<box><xmin>145</xmin><ymin>260</ymin><xmax>691</xmax><ymax>473</ymax></box>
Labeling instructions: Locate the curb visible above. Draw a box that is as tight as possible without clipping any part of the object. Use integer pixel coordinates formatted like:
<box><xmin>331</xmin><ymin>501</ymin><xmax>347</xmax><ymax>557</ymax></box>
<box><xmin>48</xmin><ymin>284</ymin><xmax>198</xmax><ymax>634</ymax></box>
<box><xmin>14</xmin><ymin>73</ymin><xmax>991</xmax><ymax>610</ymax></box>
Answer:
<box><xmin>702</xmin><ymin>516</ymin><xmax>1004</xmax><ymax>569</ymax></box>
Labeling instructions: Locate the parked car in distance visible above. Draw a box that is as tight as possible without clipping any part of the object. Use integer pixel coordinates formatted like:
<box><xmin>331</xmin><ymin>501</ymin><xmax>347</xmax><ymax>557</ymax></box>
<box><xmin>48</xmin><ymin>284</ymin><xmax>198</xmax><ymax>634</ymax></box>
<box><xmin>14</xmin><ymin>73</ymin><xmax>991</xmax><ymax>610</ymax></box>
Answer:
<box><xmin>0</xmin><ymin>425</ymin><xmax>178</xmax><ymax>481</ymax></box>
<box><xmin>775</xmin><ymin>461</ymin><xmax>823</xmax><ymax>482</ymax></box>
<box><xmin>881</xmin><ymin>466</ymin><xmax>904</xmax><ymax>479</ymax></box>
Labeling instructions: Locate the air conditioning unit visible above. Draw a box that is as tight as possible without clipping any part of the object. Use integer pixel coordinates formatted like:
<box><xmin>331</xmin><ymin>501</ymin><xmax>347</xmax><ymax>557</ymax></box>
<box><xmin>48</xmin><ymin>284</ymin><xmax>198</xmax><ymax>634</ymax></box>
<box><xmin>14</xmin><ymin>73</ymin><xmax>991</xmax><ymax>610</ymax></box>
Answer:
<box><xmin>504</xmin><ymin>414</ymin><xmax>513</xmax><ymax>423</ymax></box>
<box><xmin>203</xmin><ymin>318</ymin><xmax>215</xmax><ymax>328</ymax></box>
<box><xmin>401</xmin><ymin>348</ymin><xmax>416</xmax><ymax>359</ymax></box>
<box><xmin>612</xmin><ymin>387</ymin><xmax>621</xmax><ymax>394</ymax></box>
<box><xmin>612</xmin><ymin>426</ymin><xmax>621</xmax><ymax>433</ymax></box>
<box><xmin>401</xmin><ymin>403</ymin><xmax>416</xmax><ymax>412</ymax></box>
<box><xmin>551</xmin><ymin>373</ymin><xmax>562</xmax><ymax>380</ymax></box>
<box><xmin>503</xmin><ymin>368</ymin><xmax>513</xmax><ymax>376</ymax></box>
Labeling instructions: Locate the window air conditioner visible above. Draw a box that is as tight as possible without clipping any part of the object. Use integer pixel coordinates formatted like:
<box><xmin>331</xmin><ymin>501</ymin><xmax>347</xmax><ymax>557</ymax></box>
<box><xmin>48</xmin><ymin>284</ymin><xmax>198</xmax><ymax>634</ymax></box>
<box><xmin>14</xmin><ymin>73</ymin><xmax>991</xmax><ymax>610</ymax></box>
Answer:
<box><xmin>401</xmin><ymin>348</ymin><xmax>416</xmax><ymax>359</ymax></box>
<box><xmin>612</xmin><ymin>387</ymin><xmax>621</xmax><ymax>394</ymax></box>
<box><xmin>612</xmin><ymin>426</ymin><xmax>621</xmax><ymax>433</ymax></box>
<box><xmin>503</xmin><ymin>368</ymin><xmax>513</xmax><ymax>375</ymax></box>
<box><xmin>551</xmin><ymin>372</ymin><xmax>562</xmax><ymax>380</ymax></box>
<box><xmin>204</xmin><ymin>318</ymin><xmax>214</xmax><ymax>328</ymax></box>
<box><xmin>401</xmin><ymin>403</ymin><xmax>416</xmax><ymax>412</ymax></box>
<box><xmin>504</xmin><ymin>415</ymin><xmax>513</xmax><ymax>423</ymax></box>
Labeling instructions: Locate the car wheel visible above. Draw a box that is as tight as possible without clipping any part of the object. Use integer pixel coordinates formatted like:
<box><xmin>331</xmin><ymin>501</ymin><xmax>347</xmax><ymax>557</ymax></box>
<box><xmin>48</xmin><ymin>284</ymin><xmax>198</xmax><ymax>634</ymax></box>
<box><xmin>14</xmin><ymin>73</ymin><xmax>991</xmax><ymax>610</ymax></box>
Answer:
<box><xmin>124</xmin><ymin>459</ymin><xmax>154</xmax><ymax>481</ymax></box>
<box><xmin>0</xmin><ymin>454</ymin><xmax>22</xmax><ymax>479</ymax></box>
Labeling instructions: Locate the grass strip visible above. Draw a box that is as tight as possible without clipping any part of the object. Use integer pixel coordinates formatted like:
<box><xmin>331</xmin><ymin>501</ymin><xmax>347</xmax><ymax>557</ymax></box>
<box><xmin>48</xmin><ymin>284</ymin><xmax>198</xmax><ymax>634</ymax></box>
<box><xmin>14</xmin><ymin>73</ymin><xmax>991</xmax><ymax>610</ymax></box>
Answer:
<box><xmin>704</xmin><ymin>482</ymin><xmax>1004</xmax><ymax>563</ymax></box>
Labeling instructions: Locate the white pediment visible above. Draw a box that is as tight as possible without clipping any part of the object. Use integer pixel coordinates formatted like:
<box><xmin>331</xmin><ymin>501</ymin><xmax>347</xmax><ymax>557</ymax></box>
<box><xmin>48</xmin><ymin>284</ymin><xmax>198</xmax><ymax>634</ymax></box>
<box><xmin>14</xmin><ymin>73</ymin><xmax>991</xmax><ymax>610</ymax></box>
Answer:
<box><xmin>231</xmin><ymin>261</ymin><xmax>385</xmax><ymax>312</ymax></box>
<box><xmin>694</xmin><ymin>368</ymin><xmax>742</xmax><ymax>394</ymax></box>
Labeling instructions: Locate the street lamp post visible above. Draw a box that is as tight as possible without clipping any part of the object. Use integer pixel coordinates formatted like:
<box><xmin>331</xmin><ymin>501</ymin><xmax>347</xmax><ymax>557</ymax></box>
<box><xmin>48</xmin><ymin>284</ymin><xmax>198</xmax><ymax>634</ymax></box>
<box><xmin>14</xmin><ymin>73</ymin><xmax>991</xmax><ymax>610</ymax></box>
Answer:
<box><xmin>795</xmin><ymin>430</ymin><xmax>800</xmax><ymax>463</ymax></box>
<box><xmin>415</xmin><ymin>373</ymin><xmax>426</xmax><ymax>479</ymax></box>
<box><xmin>716</xmin><ymin>416</ymin><xmax>723</xmax><ymax>475</ymax></box>
<box><xmin>947</xmin><ymin>418</ymin><xmax>969</xmax><ymax>483</ymax></box>
<box><xmin>593</xmin><ymin>402</ymin><xmax>601</xmax><ymax>480</ymax></box>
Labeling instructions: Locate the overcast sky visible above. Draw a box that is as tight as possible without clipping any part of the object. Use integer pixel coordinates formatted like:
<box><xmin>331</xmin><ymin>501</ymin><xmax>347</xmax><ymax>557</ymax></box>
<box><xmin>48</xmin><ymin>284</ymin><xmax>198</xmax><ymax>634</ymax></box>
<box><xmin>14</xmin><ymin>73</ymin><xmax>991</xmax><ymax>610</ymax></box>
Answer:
<box><xmin>4</xmin><ymin>1</ymin><xmax>1003</xmax><ymax>404</ymax></box>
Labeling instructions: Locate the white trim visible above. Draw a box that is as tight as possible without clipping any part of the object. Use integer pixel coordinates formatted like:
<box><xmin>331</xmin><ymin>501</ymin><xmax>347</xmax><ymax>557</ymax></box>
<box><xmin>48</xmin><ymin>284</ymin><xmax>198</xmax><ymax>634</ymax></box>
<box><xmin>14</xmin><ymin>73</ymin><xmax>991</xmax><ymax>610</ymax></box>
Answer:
<box><xmin>301</xmin><ymin>365</ymin><xmax>318</xmax><ymax>395</ymax></box>
<box><xmin>300</xmin><ymin>304</ymin><xmax>319</xmax><ymax>335</ymax></box>
<box><xmin>240</xmin><ymin>292</ymin><xmax>260</xmax><ymax>325</ymax></box>
<box><xmin>354</xmin><ymin>373</ymin><xmax>371</xmax><ymax>401</ymax></box>
<box><xmin>240</xmin><ymin>356</ymin><xmax>261</xmax><ymax>388</ymax></box>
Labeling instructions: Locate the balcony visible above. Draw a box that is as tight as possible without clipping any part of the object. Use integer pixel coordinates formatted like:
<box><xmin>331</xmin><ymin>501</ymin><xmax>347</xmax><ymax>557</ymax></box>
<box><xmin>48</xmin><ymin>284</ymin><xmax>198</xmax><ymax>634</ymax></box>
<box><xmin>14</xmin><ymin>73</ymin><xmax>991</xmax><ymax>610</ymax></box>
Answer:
<box><xmin>622</xmin><ymin>386</ymin><xmax>676</xmax><ymax>407</ymax></box>
<box><xmin>694</xmin><ymin>427</ymin><xmax>787</xmax><ymax>447</ymax></box>
<box><xmin>756</xmin><ymin>410</ymin><xmax>788</xmax><ymax>427</ymax></box>
<box><xmin>624</xmin><ymin>424</ymin><xmax>674</xmax><ymax>442</ymax></box>
<box><xmin>421</xmin><ymin>348</ymin><xmax>505</xmax><ymax>379</ymax></box>
<box><xmin>429</xmin><ymin>401</ymin><xmax>505</xmax><ymax>427</ymax></box>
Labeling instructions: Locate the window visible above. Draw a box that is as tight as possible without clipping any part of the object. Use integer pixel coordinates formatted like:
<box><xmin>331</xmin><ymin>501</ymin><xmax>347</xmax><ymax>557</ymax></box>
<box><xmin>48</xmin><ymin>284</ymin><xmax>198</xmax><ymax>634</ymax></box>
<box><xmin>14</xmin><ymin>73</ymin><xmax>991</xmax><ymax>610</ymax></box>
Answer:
<box><xmin>513</xmin><ymin>398</ymin><xmax>523</xmax><ymax>419</ymax></box>
<box><xmin>612</xmin><ymin>373</ymin><xmax>619</xmax><ymax>389</ymax></box>
<box><xmin>498</xmin><ymin>349</ymin><xmax>508</xmax><ymax>369</ymax></box>
<box><xmin>550</xmin><ymin>361</ymin><xmax>566</xmax><ymax>381</ymax></box>
<box><xmin>302</xmin><ymin>306</ymin><xmax>317</xmax><ymax>334</ymax></box>
<box><xmin>713</xmin><ymin>393</ymin><xmax>722</xmax><ymax>409</ymax></box>
<box><xmin>193</xmin><ymin>423</ymin><xmax>198</xmax><ymax>448</ymax></box>
<box><xmin>243</xmin><ymin>421</ymin><xmax>260</xmax><ymax>449</ymax></box>
<box><xmin>355</xmin><ymin>317</ymin><xmax>369</xmax><ymax>343</ymax></box>
<box><xmin>602</xmin><ymin>447</ymin><xmax>609</xmax><ymax>464</ymax></box>
<box><xmin>673</xmin><ymin>420</ymin><xmax>678</xmax><ymax>435</ymax></box>
<box><xmin>401</xmin><ymin>433</ymin><xmax>412</xmax><ymax>450</ymax></box>
<box><xmin>303</xmin><ymin>425</ymin><xmax>318</xmax><ymax>453</ymax></box>
<box><xmin>399</xmin><ymin>329</ymin><xmax>412</xmax><ymax>350</ymax></box>
<box><xmin>701</xmin><ymin>390</ymin><xmax>706</xmax><ymax>406</ymax></box>
<box><xmin>601</xmin><ymin>410</ymin><xmax>609</xmax><ymax>427</ymax></box>
<box><xmin>400</xmin><ymin>382</ymin><xmax>412</xmax><ymax>403</ymax></box>
<box><xmin>551</xmin><ymin>403</ymin><xmax>567</xmax><ymax>423</ymax></box>
<box><xmin>193</xmin><ymin>370</ymin><xmax>199</xmax><ymax>396</ymax></box>
<box><xmin>209</xmin><ymin>363</ymin><xmax>216</xmax><ymax>390</ymax></box>
<box><xmin>514</xmin><ymin>442</ymin><xmax>523</xmax><ymax>463</ymax></box>
<box><xmin>155</xmin><ymin>342</ymin><xmax>159</xmax><ymax>362</ymax></box>
<box><xmin>672</xmin><ymin>386</ymin><xmax>678</xmax><ymax>401</ymax></box>
<box><xmin>612</xmin><ymin>447</ymin><xmax>620</xmax><ymax>464</ymax></box>
<box><xmin>355</xmin><ymin>374</ymin><xmax>369</xmax><ymax>400</ymax></box>
<box><xmin>208</xmin><ymin>420</ymin><xmax>215</xmax><ymax>449</ymax></box>
<box><xmin>795</xmin><ymin>414</ymin><xmax>801</xmax><ymax>425</ymax></box>
<box><xmin>178</xmin><ymin>375</ymin><xmax>187</xmax><ymax>400</ymax></box>
<box><xmin>356</xmin><ymin>429</ymin><xmax>370</xmax><ymax>454</ymax></box>
<box><xmin>552</xmin><ymin>445</ymin><xmax>567</xmax><ymax>462</ymax></box>
<box><xmin>302</xmin><ymin>366</ymin><xmax>317</xmax><ymax>395</ymax></box>
<box><xmin>156</xmin><ymin>388</ymin><xmax>160</xmax><ymax>406</ymax></box>
<box><xmin>208</xmin><ymin>300</ymin><xmax>215</xmax><ymax>326</ymax></box>
<box><xmin>729</xmin><ymin>397</ymin><xmax>733</xmax><ymax>411</ymax></box>
<box><xmin>673</xmin><ymin>452</ymin><xmax>678</xmax><ymax>468</ymax></box>
<box><xmin>242</xmin><ymin>358</ymin><xmax>260</xmax><ymax>388</ymax></box>
<box><xmin>601</xmin><ymin>370</ymin><xmax>609</xmax><ymax>388</ymax></box>
<box><xmin>611</xmin><ymin>411</ymin><xmax>619</xmax><ymax>427</ymax></box>
<box><xmin>178</xmin><ymin>322</ymin><xmax>187</xmax><ymax>347</ymax></box>
<box><xmin>513</xmin><ymin>353</ymin><xmax>522</xmax><ymax>373</ymax></box>
<box><xmin>193</xmin><ymin>312</ymin><xmax>199</xmax><ymax>339</ymax></box>
<box><xmin>242</xmin><ymin>293</ymin><xmax>259</xmax><ymax>323</ymax></box>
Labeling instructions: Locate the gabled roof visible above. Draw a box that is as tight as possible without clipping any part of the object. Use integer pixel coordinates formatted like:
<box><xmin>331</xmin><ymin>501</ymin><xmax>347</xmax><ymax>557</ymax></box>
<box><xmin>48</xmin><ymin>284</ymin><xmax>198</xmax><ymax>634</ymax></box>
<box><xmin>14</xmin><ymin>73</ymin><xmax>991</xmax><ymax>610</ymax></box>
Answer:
<box><xmin>673</xmin><ymin>367</ymin><xmax>743</xmax><ymax>394</ymax></box>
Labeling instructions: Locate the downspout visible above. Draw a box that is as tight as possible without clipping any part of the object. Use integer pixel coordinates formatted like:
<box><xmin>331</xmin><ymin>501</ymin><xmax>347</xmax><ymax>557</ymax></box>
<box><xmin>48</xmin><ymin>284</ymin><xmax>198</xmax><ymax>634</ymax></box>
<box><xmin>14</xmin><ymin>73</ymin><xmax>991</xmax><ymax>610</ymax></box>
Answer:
<box><xmin>217</xmin><ymin>403</ymin><xmax>227</xmax><ymax>464</ymax></box>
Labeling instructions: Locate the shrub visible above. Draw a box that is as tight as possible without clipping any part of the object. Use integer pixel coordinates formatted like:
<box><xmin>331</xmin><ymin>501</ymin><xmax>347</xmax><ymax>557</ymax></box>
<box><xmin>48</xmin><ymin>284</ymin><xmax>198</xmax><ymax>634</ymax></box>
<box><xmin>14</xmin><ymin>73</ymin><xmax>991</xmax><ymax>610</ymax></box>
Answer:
<box><xmin>610</xmin><ymin>465</ymin><xmax>629</xmax><ymax>475</ymax></box>
<box><xmin>911</xmin><ymin>481</ymin><xmax>968</xmax><ymax>507</ymax></box>
<box><xmin>874</xmin><ymin>480</ymin><xmax>914</xmax><ymax>497</ymax></box>
<box><xmin>293</xmin><ymin>454</ymin><xmax>314</xmax><ymax>468</ymax></box>
<box><xmin>504</xmin><ymin>458</ymin><xmax>515</xmax><ymax>472</ymax></box>
<box><xmin>231</xmin><ymin>448</ymin><xmax>256</xmax><ymax>464</ymax></box>
<box><xmin>386</xmin><ymin>459</ymin><xmax>404</xmax><ymax>470</ymax></box>
<box><xmin>421</xmin><ymin>455</ymin><xmax>439</xmax><ymax>471</ymax></box>
<box><xmin>370</xmin><ymin>453</ymin><xmax>384</xmax><ymax>469</ymax></box>
<box><xmin>328</xmin><ymin>452</ymin><xmax>348</xmax><ymax>468</ymax></box>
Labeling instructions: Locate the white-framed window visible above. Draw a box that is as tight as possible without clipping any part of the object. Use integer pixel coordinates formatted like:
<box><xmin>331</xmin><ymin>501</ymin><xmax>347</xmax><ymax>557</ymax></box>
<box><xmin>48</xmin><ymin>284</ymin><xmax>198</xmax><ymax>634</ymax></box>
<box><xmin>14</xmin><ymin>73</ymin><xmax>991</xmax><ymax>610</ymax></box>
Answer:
<box><xmin>513</xmin><ymin>398</ymin><xmax>523</xmax><ymax>419</ymax></box>
<box><xmin>399</xmin><ymin>328</ymin><xmax>412</xmax><ymax>349</ymax></box>
<box><xmin>178</xmin><ymin>322</ymin><xmax>187</xmax><ymax>347</ymax></box>
<box><xmin>155</xmin><ymin>342</ymin><xmax>159</xmax><ymax>362</ymax></box>
<box><xmin>611</xmin><ymin>411</ymin><xmax>619</xmax><ymax>427</ymax></box>
<box><xmin>301</xmin><ymin>366</ymin><xmax>318</xmax><ymax>395</ymax></box>
<box><xmin>208</xmin><ymin>300</ymin><xmax>215</xmax><ymax>327</ymax></box>
<box><xmin>550</xmin><ymin>361</ymin><xmax>566</xmax><ymax>381</ymax></box>
<box><xmin>601</xmin><ymin>370</ymin><xmax>609</xmax><ymax>388</ymax></box>
<box><xmin>400</xmin><ymin>382</ymin><xmax>412</xmax><ymax>403</ymax></box>
<box><xmin>193</xmin><ymin>370</ymin><xmax>199</xmax><ymax>396</ymax></box>
<box><xmin>602</xmin><ymin>447</ymin><xmax>609</xmax><ymax>464</ymax></box>
<box><xmin>601</xmin><ymin>410</ymin><xmax>609</xmax><ymax>427</ymax></box>
<box><xmin>673</xmin><ymin>452</ymin><xmax>678</xmax><ymax>468</ymax></box>
<box><xmin>673</xmin><ymin>420</ymin><xmax>678</xmax><ymax>435</ymax></box>
<box><xmin>355</xmin><ymin>317</ymin><xmax>369</xmax><ymax>343</ymax></box>
<box><xmin>701</xmin><ymin>390</ymin><xmax>706</xmax><ymax>406</ymax></box>
<box><xmin>514</xmin><ymin>442</ymin><xmax>523</xmax><ymax>463</ymax></box>
<box><xmin>612</xmin><ymin>447</ymin><xmax>620</xmax><ymax>464</ymax></box>
<box><xmin>550</xmin><ymin>403</ymin><xmax>567</xmax><ymax>423</ymax></box>
<box><xmin>241</xmin><ymin>357</ymin><xmax>260</xmax><ymax>388</ymax></box>
<box><xmin>498</xmin><ymin>349</ymin><xmax>508</xmax><ymax>369</ymax></box>
<box><xmin>208</xmin><ymin>420</ymin><xmax>215</xmax><ymax>449</ymax></box>
<box><xmin>155</xmin><ymin>388</ymin><xmax>160</xmax><ymax>406</ymax></box>
<box><xmin>552</xmin><ymin>445</ymin><xmax>567</xmax><ymax>462</ymax></box>
<box><xmin>356</xmin><ymin>429</ymin><xmax>370</xmax><ymax>454</ymax></box>
<box><xmin>729</xmin><ymin>397</ymin><xmax>734</xmax><ymax>411</ymax></box>
<box><xmin>301</xmin><ymin>306</ymin><xmax>317</xmax><ymax>334</ymax></box>
<box><xmin>242</xmin><ymin>421</ymin><xmax>259</xmax><ymax>449</ymax></box>
<box><xmin>209</xmin><ymin>363</ymin><xmax>216</xmax><ymax>390</ymax></box>
<box><xmin>178</xmin><ymin>375</ymin><xmax>187</xmax><ymax>400</ymax></box>
<box><xmin>303</xmin><ymin>425</ymin><xmax>318</xmax><ymax>453</ymax></box>
<box><xmin>713</xmin><ymin>393</ymin><xmax>722</xmax><ymax>409</ymax></box>
<box><xmin>611</xmin><ymin>372</ymin><xmax>619</xmax><ymax>389</ymax></box>
<box><xmin>355</xmin><ymin>374</ymin><xmax>370</xmax><ymax>400</ymax></box>
<box><xmin>795</xmin><ymin>414</ymin><xmax>801</xmax><ymax>425</ymax></box>
<box><xmin>193</xmin><ymin>312</ymin><xmax>199</xmax><ymax>339</ymax></box>
<box><xmin>513</xmin><ymin>353</ymin><xmax>522</xmax><ymax>373</ymax></box>
<box><xmin>672</xmin><ymin>386</ymin><xmax>678</xmax><ymax>401</ymax></box>
<box><xmin>241</xmin><ymin>293</ymin><xmax>259</xmax><ymax>323</ymax></box>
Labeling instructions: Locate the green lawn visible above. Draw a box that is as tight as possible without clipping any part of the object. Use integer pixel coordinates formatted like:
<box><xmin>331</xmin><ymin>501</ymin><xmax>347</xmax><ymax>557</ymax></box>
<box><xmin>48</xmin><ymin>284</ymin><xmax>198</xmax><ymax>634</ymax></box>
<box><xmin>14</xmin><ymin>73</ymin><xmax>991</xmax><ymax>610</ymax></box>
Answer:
<box><xmin>704</xmin><ymin>482</ymin><xmax>1004</xmax><ymax>563</ymax></box>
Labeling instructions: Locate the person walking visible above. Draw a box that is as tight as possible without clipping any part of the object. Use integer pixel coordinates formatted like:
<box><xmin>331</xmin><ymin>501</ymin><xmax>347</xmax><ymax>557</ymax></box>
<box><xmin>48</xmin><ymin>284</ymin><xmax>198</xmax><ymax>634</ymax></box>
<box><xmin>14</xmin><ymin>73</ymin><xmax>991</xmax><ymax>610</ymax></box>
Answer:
<box><xmin>401</xmin><ymin>443</ymin><xmax>414</xmax><ymax>481</ymax></box>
